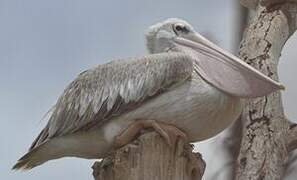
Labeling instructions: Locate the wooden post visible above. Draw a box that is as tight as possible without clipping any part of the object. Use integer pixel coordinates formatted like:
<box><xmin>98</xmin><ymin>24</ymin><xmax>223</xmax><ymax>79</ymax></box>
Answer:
<box><xmin>92</xmin><ymin>132</ymin><xmax>205</xmax><ymax>180</ymax></box>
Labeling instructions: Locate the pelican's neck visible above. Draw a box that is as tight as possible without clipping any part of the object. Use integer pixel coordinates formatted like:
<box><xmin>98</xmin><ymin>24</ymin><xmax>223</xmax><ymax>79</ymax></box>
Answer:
<box><xmin>146</xmin><ymin>38</ymin><xmax>179</xmax><ymax>54</ymax></box>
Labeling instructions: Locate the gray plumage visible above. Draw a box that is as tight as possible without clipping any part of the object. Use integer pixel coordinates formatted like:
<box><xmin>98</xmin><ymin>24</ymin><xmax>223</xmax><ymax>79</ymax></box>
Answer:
<box><xmin>13</xmin><ymin>18</ymin><xmax>284</xmax><ymax>170</ymax></box>
<box><xmin>31</xmin><ymin>52</ymin><xmax>193</xmax><ymax>150</ymax></box>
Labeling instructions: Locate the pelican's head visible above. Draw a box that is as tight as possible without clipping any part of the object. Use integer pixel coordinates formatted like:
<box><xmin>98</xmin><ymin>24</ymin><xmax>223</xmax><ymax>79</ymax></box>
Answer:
<box><xmin>146</xmin><ymin>18</ymin><xmax>196</xmax><ymax>53</ymax></box>
<box><xmin>146</xmin><ymin>18</ymin><xmax>285</xmax><ymax>98</ymax></box>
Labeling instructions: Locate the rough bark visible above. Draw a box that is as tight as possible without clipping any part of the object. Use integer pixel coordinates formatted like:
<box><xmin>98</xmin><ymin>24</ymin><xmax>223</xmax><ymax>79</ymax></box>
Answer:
<box><xmin>92</xmin><ymin>132</ymin><xmax>205</xmax><ymax>180</ymax></box>
<box><xmin>235</xmin><ymin>1</ymin><xmax>297</xmax><ymax>180</ymax></box>
<box><xmin>241</xmin><ymin>0</ymin><xmax>297</xmax><ymax>10</ymax></box>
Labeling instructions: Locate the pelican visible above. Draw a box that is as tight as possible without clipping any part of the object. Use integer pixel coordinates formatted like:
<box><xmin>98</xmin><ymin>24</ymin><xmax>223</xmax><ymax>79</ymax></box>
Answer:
<box><xmin>13</xmin><ymin>18</ymin><xmax>284</xmax><ymax>170</ymax></box>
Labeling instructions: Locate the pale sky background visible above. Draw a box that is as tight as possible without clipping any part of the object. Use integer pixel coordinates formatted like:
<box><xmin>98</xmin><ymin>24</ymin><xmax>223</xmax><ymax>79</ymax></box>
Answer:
<box><xmin>1</xmin><ymin>0</ymin><xmax>296</xmax><ymax>180</ymax></box>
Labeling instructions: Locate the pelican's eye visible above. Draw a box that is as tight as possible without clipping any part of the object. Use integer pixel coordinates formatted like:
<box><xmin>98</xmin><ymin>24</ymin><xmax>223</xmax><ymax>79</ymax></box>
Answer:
<box><xmin>175</xmin><ymin>25</ymin><xmax>183</xmax><ymax>31</ymax></box>
<box><xmin>173</xmin><ymin>24</ymin><xmax>190</xmax><ymax>35</ymax></box>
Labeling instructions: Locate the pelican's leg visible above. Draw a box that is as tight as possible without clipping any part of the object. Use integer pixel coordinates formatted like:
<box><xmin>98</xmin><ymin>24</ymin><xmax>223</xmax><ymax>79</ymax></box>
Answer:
<box><xmin>113</xmin><ymin>119</ymin><xmax>204</xmax><ymax>178</ymax></box>
<box><xmin>113</xmin><ymin>119</ymin><xmax>187</xmax><ymax>149</ymax></box>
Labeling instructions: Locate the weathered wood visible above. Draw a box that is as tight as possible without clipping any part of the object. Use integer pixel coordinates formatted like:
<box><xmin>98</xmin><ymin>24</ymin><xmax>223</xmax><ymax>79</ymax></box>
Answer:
<box><xmin>235</xmin><ymin>1</ymin><xmax>297</xmax><ymax>180</ymax></box>
<box><xmin>92</xmin><ymin>132</ymin><xmax>205</xmax><ymax>180</ymax></box>
<box><xmin>240</xmin><ymin>0</ymin><xmax>297</xmax><ymax>10</ymax></box>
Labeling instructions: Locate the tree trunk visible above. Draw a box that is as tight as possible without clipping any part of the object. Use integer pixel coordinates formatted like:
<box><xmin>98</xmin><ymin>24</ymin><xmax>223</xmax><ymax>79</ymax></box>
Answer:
<box><xmin>235</xmin><ymin>1</ymin><xmax>297</xmax><ymax>180</ymax></box>
<box><xmin>92</xmin><ymin>132</ymin><xmax>205</xmax><ymax>180</ymax></box>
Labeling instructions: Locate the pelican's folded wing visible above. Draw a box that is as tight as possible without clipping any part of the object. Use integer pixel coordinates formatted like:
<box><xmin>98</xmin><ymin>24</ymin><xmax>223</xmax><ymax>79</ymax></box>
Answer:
<box><xmin>30</xmin><ymin>52</ymin><xmax>193</xmax><ymax>149</ymax></box>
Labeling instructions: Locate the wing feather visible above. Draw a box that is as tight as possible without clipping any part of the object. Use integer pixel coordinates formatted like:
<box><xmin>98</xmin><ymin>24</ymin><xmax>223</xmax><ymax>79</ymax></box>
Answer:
<box><xmin>30</xmin><ymin>52</ymin><xmax>193</xmax><ymax>150</ymax></box>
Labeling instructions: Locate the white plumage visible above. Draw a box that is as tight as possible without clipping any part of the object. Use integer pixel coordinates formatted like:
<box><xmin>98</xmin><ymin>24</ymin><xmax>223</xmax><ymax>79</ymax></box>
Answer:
<box><xmin>13</xmin><ymin>18</ymin><xmax>284</xmax><ymax>170</ymax></box>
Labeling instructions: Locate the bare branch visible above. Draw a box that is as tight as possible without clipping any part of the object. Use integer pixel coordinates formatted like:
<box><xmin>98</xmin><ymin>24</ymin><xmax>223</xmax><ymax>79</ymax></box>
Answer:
<box><xmin>240</xmin><ymin>0</ymin><xmax>259</xmax><ymax>9</ymax></box>
<box><xmin>241</xmin><ymin>0</ymin><xmax>297</xmax><ymax>11</ymax></box>
<box><xmin>261</xmin><ymin>0</ymin><xmax>297</xmax><ymax>11</ymax></box>
<box><xmin>235</xmin><ymin>1</ymin><xmax>297</xmax><ymax>180</ymax></box>
<box><xmin>287</xmin><ymin>122</ymin><xmax>297</xmax><ymax>152</ymax></box>
<box><xmin>283</xmin><ymin>151</ymin><xmax>297</xmax><ymax>178</ymax></box>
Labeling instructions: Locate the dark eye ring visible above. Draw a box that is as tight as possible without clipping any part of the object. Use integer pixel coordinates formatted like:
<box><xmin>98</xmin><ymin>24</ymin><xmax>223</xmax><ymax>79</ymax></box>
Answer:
<box><xmin>173</xmin><ymin>24</ymin><xmax>189</xmax><ymax>35</ymax></box>
<box><xmin>175</xmin><ymin>25</ymin><xmax>184</xmax><ymax>32</ymax></box>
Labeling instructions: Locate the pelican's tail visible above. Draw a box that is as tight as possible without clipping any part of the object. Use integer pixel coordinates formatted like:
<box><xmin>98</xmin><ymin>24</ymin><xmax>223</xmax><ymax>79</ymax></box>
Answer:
<box><xmin>12</xmin><ymin>142</ymin><xmax>50</xmax><ymax>170</ymax></box>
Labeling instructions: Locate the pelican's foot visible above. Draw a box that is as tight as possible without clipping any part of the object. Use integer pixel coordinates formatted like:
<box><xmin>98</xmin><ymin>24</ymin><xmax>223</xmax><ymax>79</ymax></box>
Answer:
<box><xmin>113</xmin><ymin>119</ymin><xmax>188</xmax><ymax>149</ymax></box>
<box><xmin>183</xmin><ymin>145</ymin><xmax>206</xmax><ymax>179</ymax></box>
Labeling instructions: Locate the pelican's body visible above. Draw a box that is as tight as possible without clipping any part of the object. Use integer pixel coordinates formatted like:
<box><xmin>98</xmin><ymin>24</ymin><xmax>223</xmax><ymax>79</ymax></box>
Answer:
<box><xmin>103</xmin><ymin>67</ymin><xmax>242</xmax><ymax>143</ymax></box>
<box><xmin>30</xmin><ymin>66</ymin><xmax>241</xmax><ymax>161</ymax></box>
<box><xmin>13</xmin><ymin>18</ymin><xmax>283</xmax><ymax>170</ymax></box>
